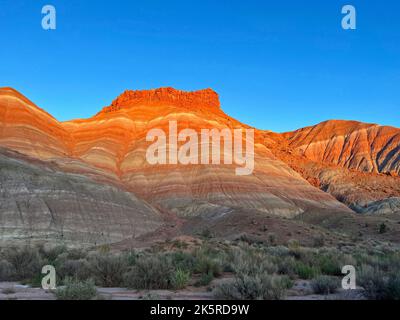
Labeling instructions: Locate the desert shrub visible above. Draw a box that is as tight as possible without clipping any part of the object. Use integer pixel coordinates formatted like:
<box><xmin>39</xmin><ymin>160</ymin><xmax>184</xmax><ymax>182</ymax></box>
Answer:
<box><xmin>372</xmin><ymin>252</ymin><xmax>400</xmax><ymax>273</ymax></box>
<box><xmin>386</xmin><ymin>273</ymin><xmax>400</xmax><ymax>300</ymax></box>
<box><xmin>87</xmin><ymin>253</ymin><xmax>129</xmax><ymax>287</ymax></box>
<box><xmin>65</xmin><ymin>248</ymin><xmax>87</xmax><ymax>260</ymax></box>
<box><xmin>122</xmin><ymin>250</ymin><xmax>139</xmax><ymax>267</ymax></box>
<box><xmin>355</xmin><ymin>251</ymin><xmax>400</xmax><ymax>273</ymax></box>
<box><xmin>56</xmin><ymin>258</ymin><xmax>92</xmax><ymax>282</ymax></box>
<box><xmin>358</xmin><ymin>265</ymin><xmax>400</xmax><ymax>300</ymax></box>
<box><xmin>311</xmin><ymin>275</ymin><xmax>340</xmax><ymax>294</ymax></box>
<box><xmin>276</xmin><ymin>256</ymin><xmax>298</xmax><ymax>279</ymax></box>
<box><xmin>3</xmin><ymin>246</ymin><xmax>42</xmax><ymax>280</ymax></box>
<box><xmin>26</xmin><ymin>272</ymin><xmax>44</xmax><ymax>288</ymax></box>
<box><xmin>200</xmin><ymin>229</ymin><xmax>213</xmax><ymax>239</ymax></box>
<box><xmin>213</xmin><ymin>274</ymin><xmax>287</xmax><ymax>300</ymax></box>
<box><xmin>0</xmin><ymin>259</ymin><xmax>15</xmax><ymax>281</ymax></box>
<box><xmin>56</xmin><ymin>278</ymin><xmax>97</xmax><ymax>300</ymax></box>
<box><xmin>193</xmin><ymin>254</ymin><xmax>222</xmax><ymax>277</ymax></box>
<box><xmin>171</xmin><ymin>269</ymin><xmax>191</xmax><ymax>290</ymax></box>
<box><xmin>39</xmin><ymin>245</ymin><xmax>67</xmax><ymax>264</ymax></box>
<box><xmin>195</xmin><ymin>272</ymin><xmax>214</xmax><ymax>287</ymax></box>
<box><xmin>289</xmin><ymin>247</ymin><xmax>314</xmax><ymax>265</ymax></box>
<box><xmin>230</xmin><ymin>247</ymin><xmax>277</xmax><ymax>276</ymax></box>
<box><xmin>358</xmin><ymin>265</ymin><xmax>387</xmax><ymax>299</ymax></box>
<box><xmin>379</xmin><ymin>223</ymin><xmax>387</xmax><ymax>234</ymax></box>
<box><xmin>123</xmin><ymin>254</ymin><xmax>174</xmax><ymax>290</ymax></box>
<box><xmin>265</xmin><ymin>245</ymin><xmax>290</xmax><ymax>257</ymax></box>
<box><xmin>294</xmin><ymin>262</ymin><xmax>319</xmax><ymax>279</ymax></box>
<box><xmin>287</xmin><ymin>239</ymin><xmax>300</xmax><ymax>250</ymax></box>
<box><xmin>280</xmin><ymin>275</ymin><xmax>294</xmax><ymax>289</ymax></box>
<box><xmin>315</xmin><ymin>254</ymin><xmax>342</xmax><ymax>276</ymax></box>
<box><xmin>167</xmin><ymin>251</ymin><xmax>196</xmax><ymax>273</ymax></box>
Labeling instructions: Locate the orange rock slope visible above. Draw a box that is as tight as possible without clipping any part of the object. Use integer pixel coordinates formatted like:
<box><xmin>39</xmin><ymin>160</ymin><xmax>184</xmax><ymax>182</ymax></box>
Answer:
<box><xmin>283</xmin><ymin>120</ymin><xmax>400</xmax><ymax>176</ymax></box>
<box><xmin>1</xmin><ymin>86</ymin><xmax>400</xmax><ymax>243</ymax></box>
<box><xmin>0</xmin><ymin>86</ymin><xmax>353</xmax><ymax>225</ymax></box>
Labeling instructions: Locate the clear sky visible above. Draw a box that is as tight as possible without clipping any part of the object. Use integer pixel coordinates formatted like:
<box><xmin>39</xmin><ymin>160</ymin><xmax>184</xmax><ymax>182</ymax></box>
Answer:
<box><xmin>0</xmin><ymin>0</ymin><xmax>399</xmax><ymax>132</ymax></box>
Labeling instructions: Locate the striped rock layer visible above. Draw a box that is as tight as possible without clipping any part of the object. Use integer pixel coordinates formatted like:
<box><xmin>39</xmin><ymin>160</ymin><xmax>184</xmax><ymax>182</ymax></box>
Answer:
<box><xmin>1</xmin><ymin>86</ymin><xmax>399</xmax><ymax>244</ymax></box>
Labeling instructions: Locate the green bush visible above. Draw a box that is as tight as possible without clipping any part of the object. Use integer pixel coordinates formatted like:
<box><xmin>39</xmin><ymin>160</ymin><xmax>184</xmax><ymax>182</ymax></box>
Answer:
<box><xmin>195</xmin><ymin>272</ymin><xmax>214</xmax><ymax>287</ymax></box>
<box><xmin>358</xmin><ymin>265</ymin><xmax>387</xmax><ymax>299</ymax></box>
<box><xmin>294</xmin><ymin>262</ymin><xmax>319</xmax><ymax>279</ymax></box>
<box><xmin>311</xmin><ymin>276</ymin><xmax>340</xmax><ymax>294</ymax></box>
<box><xmin>0</xmin><ymin>259</ymin><xmax>15</xmax><ymax>281</ymax></box>
<box><xmin>56</xmin><ymin>258</ymin><xmax>91</xmax><ymax>282</ymax></box>
<box><xmin>87</xmin><ymin>253</ymin><xmax>128</xmax><ymax>287</ymax></box>
<box><xmin>265</xmin><ymin>246</ymin><xmax>290</xmax><ymax>257</ymax></box>
<box><xmin>3</xmin><ymin>247</ymin><xmax>42</xmax><ymax>280</ymax></box>
<box><xmin>171</xmin><ymin>269</ymin><xmax>191</xmax><ymax>290</ymax></box>
<box><xmin>194</xmin><ymin>255</ymin><xmax>222</xmax><ymax>277</ymax></box>
<box><xmin>122</xmin><ymin>251</ymin><xmax>139</xmax><ymax>267</ymax></box>
<box><xmin>358</xmin><ymin>265</ymin><xmax>400</xmax><ymax>300</ymax></box>
<box><xmin>316</xmin><ymin>254</ymin><xmax>341</xmax><ymax>276</ymax></box>
<box><xmin>167</xmin><ymin>251</ymin><xmax>196</xmax><ymax>273</ymax></box>
<box><xmin>213</xmin><ymin>274</ymin><xmax>287</xmax><ymax>300</ymax></box>
<box><xmin>65</xmin><ymin>248</ymin><xmax>87</xmax><ymax>260</ymax></box>
<box><xmin>379</xmin><ymin>223</ymin><xmax>387</xmax><ymax>234</ymax></box>
<box><xmin>39</xmin><ymin>245</ymin><xmax>67</xmax><ymax>264</ymax></box>
<box><xmin>386</xmin><ymin>274</ymin><xmax>400</xmax><ymax>300</ymax></box>
<box><xmin>289</xmin><ymin>247</ymin><xmax>314</xmax><ymax>265</ymax></box>
<box><xmin>55</xmin><ymin>278</ymin><xmax>97</xmax><ymax>300</ymax></box>
<box><xmin>123</xmin><ymin>254</ymin><xmax>174</xmax><ymax>290</ymax></box>
<box><xmin>280</xmin><ymin>275</ymin><xmax>294</xmax><ymax>289</ymax></box>
<box><xmin>276</xmin><ymin>256</ymin><xmax>298</xmax><ymax>278</ymax></box>
<box><xmin>230</xmin><ymin>248</ymin><xmax>277</xmax><ymax>276</ymax></box>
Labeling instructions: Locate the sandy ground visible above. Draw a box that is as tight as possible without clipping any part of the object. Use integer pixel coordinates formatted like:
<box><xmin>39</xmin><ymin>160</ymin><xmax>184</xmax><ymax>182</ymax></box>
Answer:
<box><xmin>0</xmin><ymin>282</ymin><xmax>56</xmax><ymax>300</ymax></box>
<box><xmin>0</xmin><ymin>280</ymin><xmax>366</xmax><ymax>300</ymax></box>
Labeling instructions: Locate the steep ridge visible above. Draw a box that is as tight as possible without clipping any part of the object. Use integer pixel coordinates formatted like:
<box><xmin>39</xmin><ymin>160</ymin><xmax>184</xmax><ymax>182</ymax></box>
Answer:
<box><xmin>283</xmin><ymin>120</ymin><xmax>400</xmax><ymax>175</ymax></box>
<box><xmin>0</xmin><ymin>87</ymin><xmax>70</xmax><ymax>159</ymax></box>
<box><xmin>265</xmin><ymin>128</ymin><xmax>400</xmax><ymax>213</ymax></box>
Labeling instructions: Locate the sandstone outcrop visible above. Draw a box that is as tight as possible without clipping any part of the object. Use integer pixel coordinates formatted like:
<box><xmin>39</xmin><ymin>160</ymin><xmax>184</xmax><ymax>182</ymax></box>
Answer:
<box><xmin>1</xmin><ymin>86</ymin><xmax>399</xmax><ymax>245</ymax></box>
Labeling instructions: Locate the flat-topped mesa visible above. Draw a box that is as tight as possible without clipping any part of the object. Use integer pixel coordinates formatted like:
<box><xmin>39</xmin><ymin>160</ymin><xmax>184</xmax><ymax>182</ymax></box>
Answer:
<box><xmin>97</xmin><ymin>87</ymin><xmax>221</xmax><ymax>115</ymax></box>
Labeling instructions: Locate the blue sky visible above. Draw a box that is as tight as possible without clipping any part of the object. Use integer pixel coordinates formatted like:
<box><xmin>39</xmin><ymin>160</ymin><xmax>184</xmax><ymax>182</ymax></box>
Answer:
<box><xmin>0</xmin><ymin>0</ymin><xmax>399</xmax><ymax>132</ymax></box>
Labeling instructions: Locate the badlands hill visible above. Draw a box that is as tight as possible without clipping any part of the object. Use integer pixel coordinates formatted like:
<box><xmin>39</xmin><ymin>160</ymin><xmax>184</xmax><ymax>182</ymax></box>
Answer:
<box><xmin>283</xmin><ymin>120</ymin><xmax>400</xmax><ymax>176</ymax></box>
<box><xmin>0</xmin><ymin>87</ymin><xmax>399</xmax><ymax>246</ymax></box>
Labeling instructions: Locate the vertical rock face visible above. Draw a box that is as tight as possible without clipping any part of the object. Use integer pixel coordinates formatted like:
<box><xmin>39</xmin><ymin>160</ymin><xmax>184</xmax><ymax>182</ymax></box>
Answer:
<box><xmin>98</xmin><ymin>87</ymin><xmax>222</xmax><ymax>115</ymax></box>
<box><xmin>0</xmin><ymin>86</ymin><xmax>399</xmax><ymax>244</ymax></box>
<box><xmin>283</xmin><ymin>120</ymin><xmax>400</xmax><ymax>175</ymax></box>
